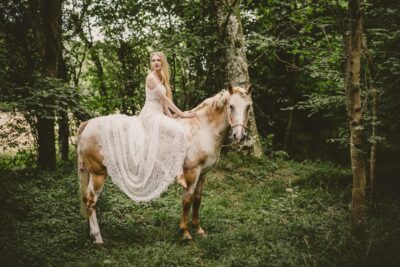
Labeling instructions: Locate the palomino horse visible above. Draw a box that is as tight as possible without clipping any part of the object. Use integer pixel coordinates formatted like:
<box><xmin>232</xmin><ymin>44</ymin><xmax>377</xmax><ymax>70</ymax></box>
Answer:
<box><xmin>77</xmin><ymin>84</ymin><xmax>253</xmax><ymax>244</ymax></box>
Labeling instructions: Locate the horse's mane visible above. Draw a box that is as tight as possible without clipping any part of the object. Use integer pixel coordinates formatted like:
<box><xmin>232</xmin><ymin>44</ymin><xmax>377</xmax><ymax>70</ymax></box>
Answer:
<box><xmin>191</xmin><ymin>86</ymin><xmax>249</xmax><ymax>112</ymax></box>
<box><xmin>191</xmin><ymin>90</ymin><xmax>229</xmax><ymax>112</ymax></box>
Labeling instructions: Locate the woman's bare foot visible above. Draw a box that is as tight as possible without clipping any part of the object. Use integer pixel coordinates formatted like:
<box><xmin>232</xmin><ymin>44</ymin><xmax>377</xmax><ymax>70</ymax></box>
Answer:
<box><xmin>177</xmin><ymin>174</ymin><xmax>187</xmax><ymax>188</ymax></box>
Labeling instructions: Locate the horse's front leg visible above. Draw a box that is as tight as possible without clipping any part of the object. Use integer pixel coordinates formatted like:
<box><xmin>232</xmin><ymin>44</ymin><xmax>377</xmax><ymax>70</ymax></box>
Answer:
<box><xmin>191</xmin><ymin>174</ymin><xmax>207</xmax><ymax>238</ymax></box>
<box><xmin>180</xmin><ymin>167</ymin><xmax>200</xmax><ymax>241</ymax></box>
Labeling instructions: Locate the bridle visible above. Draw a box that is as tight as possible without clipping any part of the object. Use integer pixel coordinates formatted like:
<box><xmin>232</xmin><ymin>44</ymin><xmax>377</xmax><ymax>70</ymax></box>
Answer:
<box><xmin>221</xmin><ymin>106</ymin><xmax>249</xmax><ymax>148</ymax></box>
<box><xmin>227</xmin><ymin>105</ymin><xmax>249</xmax><ymax>129</ymax></box>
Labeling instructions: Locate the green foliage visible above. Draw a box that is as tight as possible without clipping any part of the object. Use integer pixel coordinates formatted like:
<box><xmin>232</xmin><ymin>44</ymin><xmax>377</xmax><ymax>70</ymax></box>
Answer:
<box><xmin>1</xmin><ymin>153</ymin><xmax>399</xmax><ymax>266</ymax></box>
<box><xmin>62</xmin><ymin>0</ymin><xmax>223</xmax><ymax>115</ymax></box>
<box><xmin>0</xmin><ymin>150</ymin><xmax>37</xmax><ymax>170</ymax></box>
<box><xmin>244</xmin><ymin>0</ymin><xmax>349</xmax><ymax>158</ymax></box>
<box><xmin>2</xmin><ymin>0</ymin><xmax>400</xmax><ymax>171</ymax></box>
<box><xmin>12</xmin><ymin>75</ymin><xmax>84</xmax><ymax>119</ymax></box>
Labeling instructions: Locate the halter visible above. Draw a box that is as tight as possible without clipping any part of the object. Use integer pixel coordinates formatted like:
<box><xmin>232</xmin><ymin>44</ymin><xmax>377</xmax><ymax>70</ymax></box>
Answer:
<box><xmin>221</xmin><ymin>96</ymin><xmax>250</xmax><ymax>148</ymax></box>
<box><xmin>227</xmin><ymin>106</ymin><xmax>249</xmax><ymax>129</ymax></box>
<box><xmin>222</xmin><ymin>113</ymin><xmax>249</xmax><ymax>148</ymax></box>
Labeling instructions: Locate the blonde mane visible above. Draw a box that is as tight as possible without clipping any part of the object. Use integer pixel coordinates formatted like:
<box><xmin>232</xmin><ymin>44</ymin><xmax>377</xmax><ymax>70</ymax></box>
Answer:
<box><xmin>191</xmin><ymin>86</ymin><xmax>249</xmax><ymax>112</ymax></box>
<box><xmin>191</xmin><ymin>90</ymin><xmax>230</xmax><ymax>112</ymax></box>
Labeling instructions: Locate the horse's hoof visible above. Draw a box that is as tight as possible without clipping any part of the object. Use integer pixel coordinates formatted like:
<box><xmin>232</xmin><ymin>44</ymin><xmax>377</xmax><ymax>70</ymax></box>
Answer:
<box><xmin>181</xmin><ymin>231</ymin><xmax>193</xmax><ymax>241</ymax></box>
<box><xmin>93</xmin><ymin>236</ymin><xmax>104</xmax><ymax>246</ymax></box>
<box><xmin>93</xmin><ymin>240</ymin><xmax>104</xmax><ymax>247</ymax></box>
<box><xmin>196</xmin><ymin>227</ymin><xmax>207</xmax><ymax>238</ymax></box>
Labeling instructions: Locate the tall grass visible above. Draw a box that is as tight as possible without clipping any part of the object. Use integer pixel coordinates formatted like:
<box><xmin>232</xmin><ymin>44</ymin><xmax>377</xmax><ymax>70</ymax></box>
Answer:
<box><xmin>0</xmin><ymin>152</ymin><xmax>399</xmax><ymax>266</ymax></box>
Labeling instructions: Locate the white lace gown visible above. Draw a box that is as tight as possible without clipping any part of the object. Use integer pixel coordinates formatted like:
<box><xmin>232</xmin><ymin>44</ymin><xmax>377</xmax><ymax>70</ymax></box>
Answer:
<box><xmin>96</xmin><ymin>84</ymin><xmax>187</xmax><ymax>202</ymax></box>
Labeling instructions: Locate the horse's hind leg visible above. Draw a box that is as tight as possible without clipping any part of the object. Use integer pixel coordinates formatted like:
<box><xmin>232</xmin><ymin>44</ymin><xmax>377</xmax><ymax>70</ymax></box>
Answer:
<box><xmin>85</xmin><ymin>173</ymin><xmax>106</xmax><ymax>244</ymax></box>
<box><xmin>191</xmin><ymin>174</ymin><xmax>207</xmax><ymax>237</ymax></box>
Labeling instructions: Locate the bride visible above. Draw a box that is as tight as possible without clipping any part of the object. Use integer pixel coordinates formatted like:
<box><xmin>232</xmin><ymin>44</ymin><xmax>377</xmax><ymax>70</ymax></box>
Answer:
<box><xmin>82</xmin><ymin>51</ymin><xmax>195</xmax><ymax>203</ymax></box>
<box><xmin>139</xmin><ymin>51</ymin><xmax>196</xmax><ymax>189</ymax></box>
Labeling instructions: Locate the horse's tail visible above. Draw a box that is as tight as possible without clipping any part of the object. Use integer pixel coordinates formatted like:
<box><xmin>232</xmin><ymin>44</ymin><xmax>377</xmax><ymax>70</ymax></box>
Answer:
<box><xmin>77</xmin><ymin>121</ymin><xmax>89</xmax><ymax>218</ymax></box>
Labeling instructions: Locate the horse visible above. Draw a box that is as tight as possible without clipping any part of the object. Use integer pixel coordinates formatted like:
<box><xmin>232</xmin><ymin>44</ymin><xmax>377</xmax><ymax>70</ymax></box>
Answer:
<box><xmin>77</xmin><ymin>84</ymin><xmax>253</xmax><ymax>244</ymax></box>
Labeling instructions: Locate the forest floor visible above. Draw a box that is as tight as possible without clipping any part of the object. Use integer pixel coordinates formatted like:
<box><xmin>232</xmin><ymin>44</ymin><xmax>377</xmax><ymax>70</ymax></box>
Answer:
<box><xmin>0</xmin><ymin>151</ymin><xmax>399</xmax><ymax>267</ymax></box>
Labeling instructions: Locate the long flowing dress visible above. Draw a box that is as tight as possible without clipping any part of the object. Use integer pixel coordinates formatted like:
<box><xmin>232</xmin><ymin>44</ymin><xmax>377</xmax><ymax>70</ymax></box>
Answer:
<box><xmin>95</xmin><ymin>83</ymin><xmax>188</xmax><ymax>202</ymax></box>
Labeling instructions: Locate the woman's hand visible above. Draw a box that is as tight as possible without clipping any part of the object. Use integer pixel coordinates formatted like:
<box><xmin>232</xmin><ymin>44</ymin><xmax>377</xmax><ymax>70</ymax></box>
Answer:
<box><xmin>180</xmin><ymin>111</ymin><xmax>197</xmax><ymax>118</ymax></box>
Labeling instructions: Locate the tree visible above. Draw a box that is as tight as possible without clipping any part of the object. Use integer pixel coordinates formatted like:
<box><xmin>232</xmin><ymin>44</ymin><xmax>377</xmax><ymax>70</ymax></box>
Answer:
<box><xmin>345</xmin><ymin>0</ymin><xmax>367</xmax><ymax>228</ymax></box>
<box><xmin>361</xmin><ymin>39</ymin><xmax>378</xmax><ymax>197</ymax></box>
<box><xmin>29</xmin><ymin>0</ymin><xmax>66</xmax><ymax>169</ymax></box>
<box><xmin>215</xmin><ymin>0</ymin><xmax>263</xmax><ymax>157</ymax></box>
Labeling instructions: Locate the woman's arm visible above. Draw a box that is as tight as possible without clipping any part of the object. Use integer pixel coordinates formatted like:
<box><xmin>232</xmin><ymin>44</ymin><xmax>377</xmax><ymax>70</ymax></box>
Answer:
<box><xmin>146</xmin><ymin>74</ymin><xmax>195</xmax><ymax>118</ymax></box>
<box><xmin>159</xmin><ymin>91</ymin><xmax>196</xmax><ymax>118</ymax></box>
<box><xmin>163</xmin><ymin>103</ymin><xmax>173</xmax><ymax>117</ymax></box>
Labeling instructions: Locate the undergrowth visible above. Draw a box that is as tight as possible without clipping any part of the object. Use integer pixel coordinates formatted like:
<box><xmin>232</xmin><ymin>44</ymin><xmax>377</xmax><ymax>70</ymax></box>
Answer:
<box><xmin>0</xmin><ymin>152</ymin><xmax>399</xmax><ymax>266</ymax></box>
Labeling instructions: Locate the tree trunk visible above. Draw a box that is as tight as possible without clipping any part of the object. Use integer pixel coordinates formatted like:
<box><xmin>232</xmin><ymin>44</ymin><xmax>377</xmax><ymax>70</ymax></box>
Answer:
<box><xmin>346</xmin><ymin>0</ymin><xmax>367</xmax><ymax>228</ymax></box>
<box><xmin>369</xmin><ymin>84</ymin><xmax>377</xmax><ymax>195</ymax></box>
<box><xmin>215</xmin><ymin>0</ymin><xmax>263</xmax><ymax>157</ymax></box>
<box><xmin>29</xmin><ymin>0</ymin><xmax>65</xmax><ymax>169</ymax></box>
<box><xmin>58</xmin><ymin>111</ymin><xmax>70</xmax><ymax>161</ymax></box>
<box><xmin>58</xmin><ymin>21</ymin><xmax>69</xmax><ymax>161</ymax></box>
<box><xmin>37</xmin><ymin>117</ymin><xmax>56</xmax><ymax>169</ymax></box>
<box><xmin>283</xmin><ymin>108</ymin><xmax>294</xmax><ymax>152</ymax></box>
<box><xmin>361</xmin><ymin>39</ymin><xmax>378</xmax><ymax>197</ymax></box>
<box><xmin>43</xmin><ymin>0</ymin><xmax>69</xmax><ymax>162</ymax></box>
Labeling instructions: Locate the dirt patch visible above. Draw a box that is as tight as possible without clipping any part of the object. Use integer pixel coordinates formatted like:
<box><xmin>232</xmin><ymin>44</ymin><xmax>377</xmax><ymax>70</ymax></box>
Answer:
<box><xmin>0</xmin><ymin>112</ymin><xmax>35</xmax><ymax>154</ymax></box>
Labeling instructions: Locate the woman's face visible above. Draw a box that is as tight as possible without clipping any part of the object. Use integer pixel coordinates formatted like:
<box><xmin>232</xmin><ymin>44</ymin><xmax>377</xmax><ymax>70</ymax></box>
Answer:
<box><xmin>151</xmin><ymin>54</ymin><xmax>162</xmax><ymax>72</ymax></box>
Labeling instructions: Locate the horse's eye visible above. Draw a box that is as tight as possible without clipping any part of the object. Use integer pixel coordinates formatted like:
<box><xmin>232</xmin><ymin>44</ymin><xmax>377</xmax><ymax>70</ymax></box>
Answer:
<box><xmin>229</xmin><ymin>105</ymin><xmax>234</xmax><ymax>110</ymax></box>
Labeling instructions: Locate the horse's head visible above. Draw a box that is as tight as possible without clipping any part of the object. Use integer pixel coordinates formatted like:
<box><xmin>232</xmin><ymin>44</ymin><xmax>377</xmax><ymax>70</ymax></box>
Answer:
<box><xmin>227</xmin><ymin>84</ymin><xmax>253</xmax><ymax>141</ymax></box>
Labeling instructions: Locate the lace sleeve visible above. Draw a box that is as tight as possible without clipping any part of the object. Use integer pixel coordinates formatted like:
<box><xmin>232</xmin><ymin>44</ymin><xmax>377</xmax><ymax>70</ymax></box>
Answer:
<box><xmin>152</xmin><ymin>84</ymin><xmax>166</xmax><ymax>96</ymax></box>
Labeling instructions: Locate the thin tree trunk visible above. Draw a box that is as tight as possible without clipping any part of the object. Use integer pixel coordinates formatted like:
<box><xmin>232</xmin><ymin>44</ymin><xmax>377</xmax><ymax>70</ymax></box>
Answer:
<box><xmin>72</xmin><ymin>9</ymin><xmax>107</xmax><ymax>100</ymax></box>
<box><xmin>58</xmin><ymin>112</ymin><xmax>69</xmax><ymax>160</ymax></box>
<box><xmin>117</xmin><ymin>40</ymin><xmax>128</xmax><ymax>114</ymax></box>
<box><xmin>362</xmin><ymin>39</ymin><xmax>378</xmax><ymax>197</ymax></box>
<box><xmin>180</xmin><ymin>56</ymin><xmax>190</xmax><ymax>109</ymax></box>
<box><xmin>346</xmin><ymin>0</ymin><xmax>367</xmax><ymax>228</ymax></box>
<box><xmin>37</xmin><ymin>117</ymin><xmax>56</xmax><ymax>169</ymax></box>
<box><xmin>283</xmin><ymin>108</ymin><xmax>294</xmax><ymax>152</ymax></box>
<box><xmin>167</xmin><ymin>11</ymin><xmax>177</xmax><ymax>90</ymax></box>
<box><xmin>369</xmin><ymin>84</ymin><xmax>377</xmax><ymax>195</ymax></box>
<box><xmin>58</xmin><ymin>19</ymin><xmax>69</xmax><ymax>161</ymax></box>
<box><xmin>215</xmin><ymin>0</ymin><xmax>263</xmax><ymax>157</ymax></box>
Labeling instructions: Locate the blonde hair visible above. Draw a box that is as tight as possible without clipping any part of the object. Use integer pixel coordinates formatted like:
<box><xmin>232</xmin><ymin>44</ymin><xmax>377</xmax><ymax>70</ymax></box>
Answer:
<box><xmin>150</xmin><ymin>51</ymin><xmax>172</xmax><ymax>100</ymax></box>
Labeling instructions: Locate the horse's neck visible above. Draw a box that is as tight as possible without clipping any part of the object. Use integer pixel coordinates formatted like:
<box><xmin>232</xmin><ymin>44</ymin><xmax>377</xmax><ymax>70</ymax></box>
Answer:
<box><xmin>200</xmin><ymin>103</ymin><xmax>230</xmax><ymax>146</ymax></box>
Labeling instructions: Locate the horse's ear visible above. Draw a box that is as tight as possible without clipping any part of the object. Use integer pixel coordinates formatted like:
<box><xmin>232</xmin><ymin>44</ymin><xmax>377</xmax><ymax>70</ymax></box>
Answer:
<box><xmin>227</xmin><ymin>83</ymin><xmax>234</xmax><ymax>95</ymax></box>
<box><xmin>246</xmin><ymin>84</ymin><xmax>252</xmax><ymax>95</ymax></box>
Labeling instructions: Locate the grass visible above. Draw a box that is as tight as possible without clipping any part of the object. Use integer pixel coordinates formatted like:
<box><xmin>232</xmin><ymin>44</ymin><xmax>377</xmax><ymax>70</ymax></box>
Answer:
<box><xmin>0</xmin><ymin>152</ymin><xmax>399</xmax><ymax>266</ymax></box>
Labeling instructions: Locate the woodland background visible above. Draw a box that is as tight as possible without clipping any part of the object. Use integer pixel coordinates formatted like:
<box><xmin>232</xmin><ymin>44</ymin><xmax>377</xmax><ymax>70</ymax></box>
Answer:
<box><xmin>1</xmin><ymin>0</ymin><xmax>399</xmax><ymax>266</ymax></box>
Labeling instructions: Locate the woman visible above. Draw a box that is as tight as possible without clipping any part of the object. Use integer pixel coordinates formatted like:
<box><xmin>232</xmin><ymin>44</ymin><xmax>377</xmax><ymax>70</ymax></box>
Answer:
<box><xmin>139</xmin><ymin>51</ymin><xmax>195</xmax><ymax>188</ymax></box>
<box><xmin>86</xmin><ymin>52</ymin><xmax>194</xmax><ymax>203</ymax></box>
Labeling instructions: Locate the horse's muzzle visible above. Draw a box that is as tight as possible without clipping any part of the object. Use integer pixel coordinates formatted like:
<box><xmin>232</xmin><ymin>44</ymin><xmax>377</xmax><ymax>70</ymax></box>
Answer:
<box><xmin>232</xmin><ymin>126</ymin><xmax>246</xmax><ymax>141</ymax></box>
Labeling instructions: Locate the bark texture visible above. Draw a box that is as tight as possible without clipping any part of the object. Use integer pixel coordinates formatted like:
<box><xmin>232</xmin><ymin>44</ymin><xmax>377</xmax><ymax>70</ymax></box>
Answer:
<box><xmin>215</xmin><ymin>0</ymin><xmax>263</xmax><ymax>157</ymax></box>
<box><xmin>346</xmin><ymin>0</ymin><xmax>367</xmax><ymax>228</ymax></box>
<box><xmin>58</xmin><ymin>111</ymin><xmax>70</xmax><ymax>161</ymax></box>
<box><xmin>58</xmin><ymin>24</ymin><xmax>69</xmax><ymax>161</ymax></box>
<box><xmin>283</xmin><ymin>108</ymin><xmax>294</xmax><ymax>152</ymax></box>
<box><xmin>29</xmin><ymin>0</ymin><xmax>65</xmax><ymax>169</ymax></box>
<box><xmin>362</xmin><ymin>39</ymin><xmax>378</xmax><ymax>197</ymax></box>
